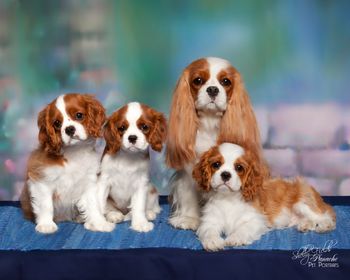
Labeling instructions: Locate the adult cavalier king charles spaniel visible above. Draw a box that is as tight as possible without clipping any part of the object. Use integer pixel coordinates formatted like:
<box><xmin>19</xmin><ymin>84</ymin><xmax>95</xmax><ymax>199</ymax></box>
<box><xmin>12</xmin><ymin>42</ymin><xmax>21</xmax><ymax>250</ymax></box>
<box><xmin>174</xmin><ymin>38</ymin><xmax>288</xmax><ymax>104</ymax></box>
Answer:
<box><xmin>21</xmin><ymin>94</ymin><xmax>115</xmax><ymax>234</ymax></box>
<box><xmin>166</xmin><ymin>57</ymin><xmax>268</xmax><ymax>230</ymax></box>
<box><xmin>193</xmin><ymin>143</ymin><xmax>336</xmax><ymax>251</ymax></box>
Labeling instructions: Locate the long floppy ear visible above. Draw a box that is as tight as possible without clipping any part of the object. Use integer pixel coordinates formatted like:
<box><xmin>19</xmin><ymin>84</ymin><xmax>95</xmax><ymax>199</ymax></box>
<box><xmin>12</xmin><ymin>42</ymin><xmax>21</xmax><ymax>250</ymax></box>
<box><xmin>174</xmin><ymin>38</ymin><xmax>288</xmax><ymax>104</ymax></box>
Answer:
<box><xmin>240</xmin><ymin>151</ymin><xmax>264</xmax><ymax>201</ymax></box>
<box><xmin>38</xmin><ymin>104</ymin><xmax>62</xmax><ymax>155</ymax></box>
<box><xmin>165</xmin><ymin>71</ymin><xmax>199</xmax><ymax>169</ymax></box>
<box><xmin>219</xmin><ymin>71</ymin><xmax>262</xmax><ymax>157</ymax></box>
<box><xmin>103</xmin><ymin>116</ymin><xmax>121</xmax><ymax>155</ymax></box>
<box><xmin>84</xmin><ymin>94</ymin><xmax>106</xmax><ymax>138</ymax></box>
<box><xmin>192</xmin><ymin>149</ymin><xmax>213</xmax><ymax>191</ymax></box>
<box><xmin>149</xmin><ymin>110</ymin><xmax>167</xmax><ymax>152</ymax></box>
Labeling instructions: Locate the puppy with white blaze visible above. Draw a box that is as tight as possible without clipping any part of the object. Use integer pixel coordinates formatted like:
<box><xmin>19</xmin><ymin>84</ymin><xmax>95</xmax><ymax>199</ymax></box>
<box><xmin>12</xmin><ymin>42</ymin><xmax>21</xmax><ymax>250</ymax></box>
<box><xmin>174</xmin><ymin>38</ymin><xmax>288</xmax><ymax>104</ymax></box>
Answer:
<box><xmin>193</xmin><ymin>143</ymin><xmax>336</xmax><ymax>251</ymax></box>
<box><xmin>166</xmin><ymin>57</ymin><xmax>268</xmax><ymax>230</ymax></box>
<box><xmin>99</xmin><ymin>102</ymin><xmax>167</xmax><ymax>232</ymax></box>
<box><xmin>21</xmin><ymin>94</ymin><xmax>115</xmax><ymax>234</ymax></box>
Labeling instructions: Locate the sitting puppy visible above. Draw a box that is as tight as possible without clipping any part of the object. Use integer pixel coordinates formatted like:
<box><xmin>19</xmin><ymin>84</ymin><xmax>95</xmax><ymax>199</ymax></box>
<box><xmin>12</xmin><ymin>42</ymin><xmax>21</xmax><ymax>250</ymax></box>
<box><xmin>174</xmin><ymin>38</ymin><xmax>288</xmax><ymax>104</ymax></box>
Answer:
<box><xmin>193</xmin><ymin>143</ymin><xmax>336</xmax><ymax>251</ymax></box>
<box><xmin>99</xmin><ymin>102</ymin><xmax>166</xmax><ymax>232</ymax></box>
<box><xmin>21</xmin><ymin>94</ymin><xmax>115</xmax><ymax>234</ymax></box>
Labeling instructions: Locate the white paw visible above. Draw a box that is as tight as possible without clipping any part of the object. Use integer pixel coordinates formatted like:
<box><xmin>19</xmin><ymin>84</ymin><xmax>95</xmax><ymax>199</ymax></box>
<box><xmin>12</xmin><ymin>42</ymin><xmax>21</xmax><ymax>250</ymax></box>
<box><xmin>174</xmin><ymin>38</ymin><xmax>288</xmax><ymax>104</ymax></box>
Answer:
<box><xmin>315</xmin><ymin>218</ymin><xmax>336</xmax><ymax>233</ymax></box>
<box><xmin>73</xmin><ymin>215</ymin><xmax>85</xmax><ymax>224</ymax></box>
<box><xmin>297</xmin><ymin>219</ymin><xmax>316</xmax><ymax>232</ymax></box>
<box><xmin>169</xmin><ymin>215</ymin><xmax>199</xmax><ymax>231</ymax></box>
<box><xmin>153</xmin><ymin>205</ymin><xmax>161</xmax><ymax>214</ymax></box>
<box><xmin>201</xmin><ymin>236</ymin><xmax>225</xmax><ymax>252</ymax></box>
<box><xmin>106</xmin><ymin>211</ymin><xmax>124</xmax><ymax>223</ymax></box>
<box><xmin>297</xmin><ymin>217</ymin><xmax>336</xmax><ymax>233</ymax></box>
<box><xmin>123</xmin><ymin>212</ymin><xmax>131</xmax><ymax>221</ymax></box>
<box><xmin>84</xmin><ymin>220</ymin><xmax>115</xmax><ymax>232</ymax></box>
<box><xmin>131</xmin><ymin>220</ymin><xmax>154</xmax><ymax>232</ymax></box>
<box><xmin>35</xmin><ymin>222</ymin><xmax>58</xmax><ymax>234</ymax></box>
<box><xmin>225</xmin><ymin>235</ymin><xmax>253</xmax><ymax>247</ymax></box>
<box><xmin>146</xmin><ymin>210</ymin><xmax>158</xmax><ymax>221</ymax></box>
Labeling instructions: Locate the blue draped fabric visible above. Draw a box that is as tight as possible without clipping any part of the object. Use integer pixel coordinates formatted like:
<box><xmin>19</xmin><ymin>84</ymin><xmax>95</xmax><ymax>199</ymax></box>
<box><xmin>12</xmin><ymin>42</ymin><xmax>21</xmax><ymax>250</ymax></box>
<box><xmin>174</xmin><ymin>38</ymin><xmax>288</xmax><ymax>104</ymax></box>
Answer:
<box><xmin>0</xmin><ymin>197</ymin><xmax>349</xmax><ymax>280</ymax></box>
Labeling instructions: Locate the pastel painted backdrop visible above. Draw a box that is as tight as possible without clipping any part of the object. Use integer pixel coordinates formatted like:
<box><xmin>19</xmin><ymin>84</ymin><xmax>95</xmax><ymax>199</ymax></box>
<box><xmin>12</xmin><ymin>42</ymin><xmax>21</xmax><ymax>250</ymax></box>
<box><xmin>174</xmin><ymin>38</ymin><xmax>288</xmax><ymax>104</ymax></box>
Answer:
<box><xmin>0</xmin><ymin>0</ymin><xmax>349</xmax><ymax>200</ymax></box>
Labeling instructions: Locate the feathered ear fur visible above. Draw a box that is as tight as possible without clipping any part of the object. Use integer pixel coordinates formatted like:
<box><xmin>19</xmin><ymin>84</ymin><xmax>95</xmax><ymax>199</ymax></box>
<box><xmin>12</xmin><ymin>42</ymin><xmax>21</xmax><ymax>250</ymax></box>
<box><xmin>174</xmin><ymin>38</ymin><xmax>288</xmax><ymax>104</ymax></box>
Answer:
<box><xmin>103</xmin><ymin>114</ymin><xmax>122</xmax><ymax>155</ymax></box>
<box><xmin>166</xmin><ymin>71</ymin><xmax>199</xmax><ymax>169</ymax></box>
<box><xmin>83</xmin><ymin>94</ymin><xmax>106</xmax><ymax>138</ymax></box>
<box><xmin>219</xmin><ymin>71</ymin><xmax>262</xmax><ymax>157</ymax></box>
<box><xmin>148</xmin><ymin>109</ymin><xmax>167</xmax><ymax>152</ymax></box>
<box><xmin>240</xmin><ymin>150</ymin><xmax>264</xmax><ymax>201</ymax></box>
<box><xmin>38</xmin><ymin>103</ymin><xmax>62</xmax><ymax>156</ymax></box>
<box><xmin>192</xmin><ymin>147</ymin><xmax>218</xmax><ymax>191</ymax></box>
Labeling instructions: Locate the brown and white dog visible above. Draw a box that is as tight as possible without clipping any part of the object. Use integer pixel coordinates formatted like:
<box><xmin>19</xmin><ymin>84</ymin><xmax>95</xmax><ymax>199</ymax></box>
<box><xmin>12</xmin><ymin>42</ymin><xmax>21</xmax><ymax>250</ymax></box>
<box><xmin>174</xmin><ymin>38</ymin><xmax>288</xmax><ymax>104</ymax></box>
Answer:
<box><xmin>166</xmin><ymin>57</ymin><xmax>267</xmax><ymax>230</ymax></box>
<box><xmin>20</xmin><ymin>94</ymin><xmax>115</xmax><ymax>234</ymax></box>
<box><xmin>98</xmin><ymin>102</ymin><xmax>167</xmax><ymax>232</ymax></box>
<box><xmin>193</xmin><ymin>143</ymin><xmax>336</xmax><ymax>251</ymax></box>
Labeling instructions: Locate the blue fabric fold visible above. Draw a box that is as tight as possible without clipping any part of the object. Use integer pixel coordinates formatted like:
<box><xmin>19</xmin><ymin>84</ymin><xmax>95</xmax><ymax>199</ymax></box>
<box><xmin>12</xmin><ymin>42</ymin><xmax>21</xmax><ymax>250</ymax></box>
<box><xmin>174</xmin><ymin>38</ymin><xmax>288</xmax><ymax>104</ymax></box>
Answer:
<box><xmin>0</xmin><ymin>203</ymin><xmax>349</xmax><ymax>251</ymax></box>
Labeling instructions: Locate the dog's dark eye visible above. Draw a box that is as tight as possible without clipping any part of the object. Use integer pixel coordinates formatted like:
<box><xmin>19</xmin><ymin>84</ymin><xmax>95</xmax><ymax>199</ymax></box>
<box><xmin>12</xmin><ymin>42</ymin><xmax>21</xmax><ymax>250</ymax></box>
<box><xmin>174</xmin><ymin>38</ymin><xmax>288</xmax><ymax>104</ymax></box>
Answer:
<box><xmin>76</xmin><ymin>112</ymin><xmax>84</xmax><ymax>120</ymax></box>
<box><xmin>140</xmin><ymin>124</ymin><xmax>149</xmax><ymax>132</ymax></box>
<box><xmin>211</xmin><ymin>162</ymin><xmax>221</xmax><ymax>169</ymax></box>
<box><xmin>193</xmin><ymin>77</ymin><xmax>204</xmax><ymax>86</ymax></box>
<box><xmin>53</xmin><ymin>120</ymin><xmax>61</xmax><ymax>129</ymax></box>
<box><xmin>235</xmin><ymin>164</ymin><xmax>244</xmax><ymax>173</ymax></box>
<box><xmin>220</xmin><ymin>78</ymin><xmax>231</xmax><ymax>86</ymax></box>
<box><xmin>118</xmin><ymin>125</ymin><xmax>126</xmax><ymax>133</ymax></box>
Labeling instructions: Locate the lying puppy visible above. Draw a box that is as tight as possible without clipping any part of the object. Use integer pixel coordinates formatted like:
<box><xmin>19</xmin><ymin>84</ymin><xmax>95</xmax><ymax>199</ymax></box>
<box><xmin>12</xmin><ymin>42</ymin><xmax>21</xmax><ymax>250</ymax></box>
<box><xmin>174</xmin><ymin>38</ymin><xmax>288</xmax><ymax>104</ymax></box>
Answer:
<box><xmin>21</xmin><ymin>94</ymin><xmax>115</xmax><ymax>234</ymax></box>
<box><xmin>193</xmin><ymin>143</ymin><xmax>336</xmax><ymax>251</ymax></box>
<box><xmin>99</xmin><ymin>102</ymin><xmax>167</xmax><ymax>232</ymax></box>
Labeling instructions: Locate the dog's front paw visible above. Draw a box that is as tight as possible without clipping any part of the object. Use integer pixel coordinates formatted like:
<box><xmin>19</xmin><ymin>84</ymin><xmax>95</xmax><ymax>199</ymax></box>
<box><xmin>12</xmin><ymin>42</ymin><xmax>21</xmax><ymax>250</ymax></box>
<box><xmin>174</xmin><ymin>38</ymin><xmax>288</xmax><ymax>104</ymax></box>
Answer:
<box><xmin>84</xmin><ymin>220</ymin><xmax>115</xmax><ymax>232</ymax></box>
<box><xmin>225</xmin><ymin>235</ymin><xmax>253</xmax><ymax>247</ymax></box>
<box><xmin>35</xmin><ymin>222</ymin><xmax>58</xmax><ymax>234</ymax></box>
<box><xmin>146</xmin><ymin>210</ymin><xmax>158</xmax><ymax>221</ymax></box>
<box><xmin>169</xmin><ymin>215</ymin><xmax>200</xmax><ymax>231</ymax></box>
<box><xmin>201</xmin><ymin>236</ymin><xmax>225</xmax><ymax>252</ymax></box>
<box><xmin>131</xmin><ymin>220</ymin><xmax>154</xmax><ymax>232</ymax></box>
<box><xmin>106</xmin><ymin>211</ymin><xmax>124</xmax><ymax>223</ymax></box>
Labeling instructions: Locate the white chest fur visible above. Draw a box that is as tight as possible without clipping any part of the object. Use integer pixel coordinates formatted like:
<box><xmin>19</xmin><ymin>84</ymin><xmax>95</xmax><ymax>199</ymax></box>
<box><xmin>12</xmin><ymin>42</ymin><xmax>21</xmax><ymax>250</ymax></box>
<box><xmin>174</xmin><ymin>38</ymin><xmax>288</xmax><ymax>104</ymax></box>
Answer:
<box><xmin>206</xmin><ymin>192</ymin><xmax>264</xmax><ymax>229</ymax></box>
<box><xmin>42</xmin><ymin>144</ymin><xmax>100</xmax><ymax>194</ymax></box>
<box><xmin>100</xmin><ymin>151</ymin><xmax>150</xmax><ymax>209</ymax></box>
<box><xmin>28</xmin><ymin>142</ymin><xmax>101</xmax><ymax>225</ymax></box>
<box><xmin>195</xmin><ymin>112</ymin><xmax>222</xmax><ymax>159</ymax></box>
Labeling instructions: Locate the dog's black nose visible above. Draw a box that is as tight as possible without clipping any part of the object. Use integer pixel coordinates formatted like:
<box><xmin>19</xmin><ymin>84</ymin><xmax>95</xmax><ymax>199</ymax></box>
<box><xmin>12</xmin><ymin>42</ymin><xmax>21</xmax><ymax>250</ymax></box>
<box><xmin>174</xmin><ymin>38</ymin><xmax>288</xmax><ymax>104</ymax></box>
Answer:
<box><xmin>65</xmin><ymin>126</ymin><xmax>76</xmax><ymax>137</ymax></box>
<box><xmin>206</xmin><ymin>86</ymin><xmax>219</xmax><ymax>98</ymax></box>
<box><xmin>128</xmin><ymin>135</ymin><xmax>138</xmax><ymax>144</ymax></box>
<box><xmin>221</xmin><ymin>171</ymin><xmax>232</xmax><ymax>182</ymax></box>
